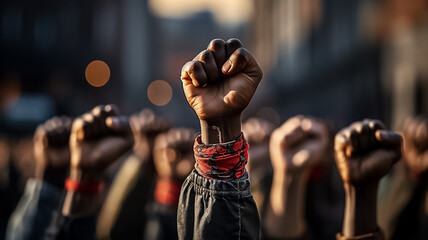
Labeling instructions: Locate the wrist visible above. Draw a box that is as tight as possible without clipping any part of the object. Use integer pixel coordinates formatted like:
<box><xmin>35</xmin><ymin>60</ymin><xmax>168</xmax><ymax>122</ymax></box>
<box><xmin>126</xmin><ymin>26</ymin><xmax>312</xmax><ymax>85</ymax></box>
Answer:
<box><xmin>267</xmin><ymin>167</ymin><xmax>308</xmax><ymax>238</ymax></box>
<box><xmin>41</xmin><ymin>166</ymin><xmax>68</xmax><ymax>189</ymax></box>
<box><xmin>62</xmin><ymin>174</ymin><xmax>103</xmax><ymax>216</ymax></box>
<box><xmin>342</xmin><ymin>182</ymin><xmax>379</xmax><ymax>237</ymax></box>
<box><xmin>200</xmin><ymin>115</ymin><xmax>241</xmax><ymax>144</ymax></box>
<box><xmin>69</xmin><ymin>167</ymin><xmax>104</xmax><ymax>183</ymax></box>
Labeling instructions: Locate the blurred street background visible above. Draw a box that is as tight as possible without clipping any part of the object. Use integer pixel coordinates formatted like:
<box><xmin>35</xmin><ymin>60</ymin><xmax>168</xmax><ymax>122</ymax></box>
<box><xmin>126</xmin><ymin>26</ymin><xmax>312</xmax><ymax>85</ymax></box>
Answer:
<box><xmin>1</xmin><ymin>0</ymin><xmax>428</xmax><ymax>238</ymax></box>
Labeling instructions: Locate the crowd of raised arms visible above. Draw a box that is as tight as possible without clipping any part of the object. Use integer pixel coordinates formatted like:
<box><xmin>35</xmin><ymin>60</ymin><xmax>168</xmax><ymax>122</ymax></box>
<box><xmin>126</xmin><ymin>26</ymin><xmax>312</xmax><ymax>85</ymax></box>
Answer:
<box><xmin>5</xmin><ymin>39</ymin><xmax>428</xmax><ymax>240</ymax></box>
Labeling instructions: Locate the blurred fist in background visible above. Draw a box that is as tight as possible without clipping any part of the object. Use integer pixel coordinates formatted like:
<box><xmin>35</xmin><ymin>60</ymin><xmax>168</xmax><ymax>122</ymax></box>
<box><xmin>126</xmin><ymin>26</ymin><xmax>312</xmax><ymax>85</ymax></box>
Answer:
<box><xmin>153</xmin><ymin>128</ymin><xmax>197</xmax><ymax>182</ymax></box>
<box><xmin>130</xmin><ymin>109</ymin><xmax>171</xmax><ymax>162</ymax></box>
<box><xmin>334</xmin><ymin>119</ymin><xmax>402</xmax><ymax>184</ymax></box>
<box><xmin>270</xmin><ymin>115</ymin><xmax>330</xmax><ymax>174</ymax></box>
<box><xmin>69</xmin><ymin>104</ymin><xmax>133</xmax><ymax>181</ymax></box>
<box><xmin>34</xmin><ymin>116</ymin><xmax>72</xmax><ymax>186</ymax></box>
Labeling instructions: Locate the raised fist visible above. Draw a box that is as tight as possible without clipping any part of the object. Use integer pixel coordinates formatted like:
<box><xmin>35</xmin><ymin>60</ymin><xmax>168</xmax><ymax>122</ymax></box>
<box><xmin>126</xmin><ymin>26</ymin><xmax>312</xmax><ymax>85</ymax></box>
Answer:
<box><xmin>153</xmin><ymin>128</ymin><xmax>197</xmax><ymax>182</ymax></box>
<box><xmin>69</xmin><ymin>105</ymin><xmax>133</xmax><ymax>180</ymax></box>
<box><xmin>334</xmin><ymin>119</ymin><xmax>402</xmax><ymax>184</ymax></box>
<box><xmin>34</xmin><ymin>116</ymin><xmax>72</xmax><ymax>170</ymax></box>
<box><xmin>242</xmin><ymin>117</ymin><xmax>275</xmax><ymax>173</ymax></box>
<box><xmin>130</xmin><ymin>109</ymin><xmax>171</xmax><ymax>161</ymax></box>
<box><xmin>269</xmin><ymin>116</ymin><xmax>330</xmax><ymax>173</ymax></box>
<box><xmin>401</xmin><ymin>117</ymin><xmax>428</xmax><ymax>176</ymax></box>
<box><xmin>181</xmin><ymin>38</ymin><xmax>263</xmax><ymax>121</ymax></box>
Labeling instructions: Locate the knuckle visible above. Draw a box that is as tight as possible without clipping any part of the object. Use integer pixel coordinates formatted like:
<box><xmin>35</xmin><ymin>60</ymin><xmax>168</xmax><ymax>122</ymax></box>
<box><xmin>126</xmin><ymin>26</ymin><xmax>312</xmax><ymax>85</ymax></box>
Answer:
<box><xmin>209</xmin><ymin>39</ymin><xmax>226</xmax><ymax>49</ymax></box>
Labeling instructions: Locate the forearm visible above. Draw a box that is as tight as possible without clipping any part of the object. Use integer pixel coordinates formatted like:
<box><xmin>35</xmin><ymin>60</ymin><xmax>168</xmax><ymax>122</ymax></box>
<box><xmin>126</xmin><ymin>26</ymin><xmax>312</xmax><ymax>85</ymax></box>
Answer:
<box><xmin>200</xmin><ymin>116</ymin><xmax>241</xmax><ymax>144</ymax></box>
<box><xmin>35</xmin><ymin>165</ymin><xmax>68</xmax><ymax>189</ymax></box>
<box><xmin>62</xmin><ymin>169</ymin><xmax>103</xmax><ymax>216</ymax></box>
<box><xmin>265</xmin><ymin>171</ymin><xmax>309</xmax><ymax>239</ymax></box>
<box><xmin>342</xmin><ymin>183</ymin><xmax>379</xmax><ymax>237</ymax></box>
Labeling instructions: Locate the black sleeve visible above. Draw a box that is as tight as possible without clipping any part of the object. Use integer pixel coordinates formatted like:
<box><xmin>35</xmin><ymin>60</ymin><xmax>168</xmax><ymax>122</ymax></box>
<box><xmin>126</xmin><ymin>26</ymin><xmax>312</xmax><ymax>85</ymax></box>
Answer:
<box><xmin>44</xmin><ymin>211</ymin><xmax>96</xmax><ymax>240</ymax></box>
<box><xmin>177</xmin><ymin>170</ymin><xmax>260</xmax><ymax>240</ymax></box>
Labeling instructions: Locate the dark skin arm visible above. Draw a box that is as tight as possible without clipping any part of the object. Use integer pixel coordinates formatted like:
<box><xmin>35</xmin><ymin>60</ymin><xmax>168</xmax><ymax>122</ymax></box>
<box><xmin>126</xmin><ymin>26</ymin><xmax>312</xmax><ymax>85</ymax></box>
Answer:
<box><xmin>265</xmin><ymin>115</ymin><xmax>330</xmax><ymax>239</ymax></box>
<box><xmin>401</xmin><ymin>116</ymin><xmax>428</xmax><ymax>177</ymax></box>
<box><xmin>334</xmin><ymin>119</ymin><xmax>402</xmax><ymax>237</ymax></box>
<box><xmin>181</xmin><ymin>38</ymin><xmax>263</xmax><ymax>144</ymax></box>
<box><xmin>33</xmin><ymin>116</ymin><xmax>72</xmax><ymax>188</ymax></box>
<box><xmin>153</xmin><ymin>128</ymin><xmax>198</xmax><ymax>183</ymax></box>
<box><xmin>62</xmin><ymin>105</ymin><xmax>133</xmax><ymax>216</ymax></box>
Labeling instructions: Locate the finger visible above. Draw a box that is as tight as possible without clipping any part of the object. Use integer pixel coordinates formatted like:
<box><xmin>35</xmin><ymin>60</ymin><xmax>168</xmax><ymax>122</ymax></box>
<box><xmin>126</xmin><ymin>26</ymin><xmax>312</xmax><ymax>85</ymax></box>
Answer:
<box><xmin>59</xmin><ymin>116</ymin><xmax>72</xmax><ymax>144</ymax></box>
<box><xmin>362</xmin><ymin>149</ymin><xmax>398</xmax><ymax>180</ymax></box>
<box><xmin>106</xmin><ymin>116</ymin><xmax>132</xmax><ymax>135</ymax></box>
<box><xmin>105</xmin><ymin>104</ymin><xmax>120</xmax><ymax>116</ymax></box>
<box><xmin>72</xmin><ymin>118</ymin><xmax>86</xmax><ymax>142</ymax></box>
<box><xmin>82</xmin><ymin>118</ymin><xmax>96</xmax><ymax>141</ymax></box>
<box><xmin>283</xmin><ymin>126</ymin><xmax>307</xmax><ymax>148</ymax></box>
<box><xmin>415</xmin><ymin>119</ymin><xmax>428</xmax><ymax>150</ymax></box>
<box><xmin>92</xmin><ymin>105</ymin><xmax>110</xmax><ymax>134</ymax></box>
<box><xmin>222</xmin><ymin>48</ymin><xmax>248</xmax><ymax>75</ymax></box>
<box><xmin>82</xmin><ymin>113</ymin><xmax>97</xmax><ymax>139</ymax></box>
<box><xmin>34</xmin><ymin>125</ymin><xmax>49</xmax><ymax>147</ymax></box>
<box><xmin>225</xmin><ymin>38</ymin><xmax>243</xmax><ymax>57</ymax></box>
<box><xmin>181</xmin><ymin>60</ymin><xmax>207</xmax><ymax>88</ymax></box>
<box><xmin>207</xmin><ymin>39</ymin><xmax>227</xmax><ymax>71</ymax></box>
<box><xmin>343</xmin><ymin>129</ymin><xmax>357</xmax><ymax>158</ymax></box>
<box><xmin>352</xmin><ymin>122</ymin><xmax>370</xmax><ymax>153</ymax></box>
<box><xmin>367</xmin><ymin>119</ymin><xmax>386</xmax><ymax>131</ymax></box>
<box><xmin>375</xmin><ymin>130</ymin><xmax>402</xmax><ymax>149</ymax></box>
<box><xmin>196</xmin><ymin>50</ymin><xmax>220</xmax><ymax>84</ymax></box>
<box><xmin>362</xmin><ymin>120</ymin><xmax>377</xmax><ymax>150</ymax></box>
<box><xmin>334</xmin><ymin>133</ymin><xmax>348</xmax><ymax>153</ymax></box>
<box><xmin>301</xmin><ymin>118</ymin><xmax>327</xmax><ymax>137</ymax></box>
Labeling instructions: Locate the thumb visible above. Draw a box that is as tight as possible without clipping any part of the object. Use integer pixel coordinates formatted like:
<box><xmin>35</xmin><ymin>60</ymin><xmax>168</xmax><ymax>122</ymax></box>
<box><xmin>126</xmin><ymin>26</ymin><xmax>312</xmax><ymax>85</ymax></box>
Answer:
<box><xmin>106</xmin><ymin>116</ymin><xmax>132</xmax><ymax>135</ymax></box>
<box><xmin>375</xmin><ymin>130</ymin><xmax>402</xmax><ymax>148</ymax></box>
<box><xmin>222</xmin><ymin>48</ymin><xmax>262</xmax><ymax>82</ymax></box>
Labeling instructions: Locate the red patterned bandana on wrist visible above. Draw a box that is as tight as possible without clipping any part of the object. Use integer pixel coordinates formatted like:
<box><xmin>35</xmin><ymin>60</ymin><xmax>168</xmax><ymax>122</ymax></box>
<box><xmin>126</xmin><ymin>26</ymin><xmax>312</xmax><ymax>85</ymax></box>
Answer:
<box><xmin>194</xmin><ymin>133</ymin><xmax>249</xmax><ymax>179</ymax></box>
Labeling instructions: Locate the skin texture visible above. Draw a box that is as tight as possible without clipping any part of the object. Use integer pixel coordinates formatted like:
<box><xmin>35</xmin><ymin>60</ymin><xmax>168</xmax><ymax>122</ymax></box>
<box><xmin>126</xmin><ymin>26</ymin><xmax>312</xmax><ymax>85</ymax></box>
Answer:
<box><xmin>334</xmin><ymin>119</ymin><xmax>402</xmax><ymax>237</ymax></box>
<box><xmin>153</xmin><ymin>128</ymin><xmax>198</xmax><ymax>182</ymax></box>
<box><xmin>181</xmin><ymin>38</ymin><xmax>263</xmax><ymax>144</ymax></box>
<box><xmin>401</xmin><ymin>116</ymin><xmax>428</xmax><ymax>177</ymax></box>
<box><xmin>62</xmin><ymin>104</ymin><xmax>134</xmax><ymax>216</ymax></box>
<box><xmin>130</xmin><ymin>109</ymin><xmax>171</xmax><ymax>162</ymax></box>
<box><xmin>265</xmin><ymin>116</ymin><xmax>330</xmax><ymax>239</ymax></box>
<box><xmin>33</xmin><ymin>116</ymin><xmax>72</xmax><ymax>188</ymax></box>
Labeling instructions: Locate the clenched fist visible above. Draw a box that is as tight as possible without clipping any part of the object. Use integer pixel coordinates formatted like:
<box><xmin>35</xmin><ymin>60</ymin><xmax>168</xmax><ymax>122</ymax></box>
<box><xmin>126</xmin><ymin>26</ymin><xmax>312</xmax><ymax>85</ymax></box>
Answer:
<box><xmin>34</xmin><ymin>116</ymin><xmax>72</xmax><ymax>186</ymax></box>
<box><xmin>130</xmin><ymin>109</ymin><xmax>171</xmax><ymax>162</ymax></box>
<box><xmin>181</xmin><ymin>38</ymin><xmax>263</xmax><ymax>144</ymax></box>
<box><xmin>400</xmin><ymin>117</ymin><xmax>428</xmax><ymax>176</ymax></box>
<box><xmin>153</xmin><ymin>128</ymin><xmax>197</xmax><ymax>182</ymax></box>
<box><xmin>69</xmin><ymin>104</ymin><xmax>133</xmax><ymax>181</ymax></box>
<box><xmin>270</xmin><ymin>115</ymin><xmax>330</xmax><ymax>173</ymax></box>
<box><xmin>334</xmin><ymin>119</ymin><xmax>402</xmax><ymax>184</ymax></box>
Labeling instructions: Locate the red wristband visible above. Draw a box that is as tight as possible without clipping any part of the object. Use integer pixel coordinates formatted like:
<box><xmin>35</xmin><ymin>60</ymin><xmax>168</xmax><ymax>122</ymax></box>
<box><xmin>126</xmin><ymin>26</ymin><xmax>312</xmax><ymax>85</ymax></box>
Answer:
<box><xmin>65</xmin><ymin>178</ymin><xmax>103</xmax><ymax>194</ymax></box>
<box><xmin>194</xmin><ymin>133</ymin><xmax>249</xmax><ymax>179</ymax></box>
<box><xmin>154</xmin><ymin>179</ymin><xmax>182</xmax><ymax>205</ymax></box>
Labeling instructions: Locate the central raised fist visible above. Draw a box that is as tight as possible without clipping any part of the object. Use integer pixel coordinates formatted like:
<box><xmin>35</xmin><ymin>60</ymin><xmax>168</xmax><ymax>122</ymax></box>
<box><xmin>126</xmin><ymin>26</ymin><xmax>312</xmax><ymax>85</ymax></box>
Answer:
<box><xmin>181</xmin><ymin>38</ymin><xmax>263</xmax><ymax>121</ymax></box>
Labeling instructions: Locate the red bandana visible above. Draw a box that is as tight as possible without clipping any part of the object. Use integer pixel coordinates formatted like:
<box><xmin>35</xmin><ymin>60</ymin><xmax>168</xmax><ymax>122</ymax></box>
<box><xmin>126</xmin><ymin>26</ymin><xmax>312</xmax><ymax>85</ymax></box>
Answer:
<box><xmin>194</xmin><ymin>133</ymin><xmax>249</xmax><ymax>179</ymax></box>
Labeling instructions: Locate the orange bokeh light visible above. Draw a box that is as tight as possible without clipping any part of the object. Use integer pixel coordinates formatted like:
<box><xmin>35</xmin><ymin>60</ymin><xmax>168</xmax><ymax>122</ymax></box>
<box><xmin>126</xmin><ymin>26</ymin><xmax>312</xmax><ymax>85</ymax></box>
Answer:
<box><xmin>85</xmin><ymin>60</ymin><xmax>111</xmax><ymax>87</ymax></box>
<box><xmin>147</xmin><ymin>80</ymin><xmax>173</xmax><ymax>106</ymax></box>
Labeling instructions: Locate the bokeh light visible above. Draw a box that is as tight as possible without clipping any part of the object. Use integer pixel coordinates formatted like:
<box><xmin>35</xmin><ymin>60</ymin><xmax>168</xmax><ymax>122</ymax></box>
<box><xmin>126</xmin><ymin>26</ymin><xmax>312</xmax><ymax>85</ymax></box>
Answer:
<box><xmin>85</xmin><ymin>60</ymin><xmax>111</xmax><ymax>87</ymax></box>
<box><xmin>147</xmin><ymin>80</ymin><xmax>173</xmax><ymax>106</ymax></box>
